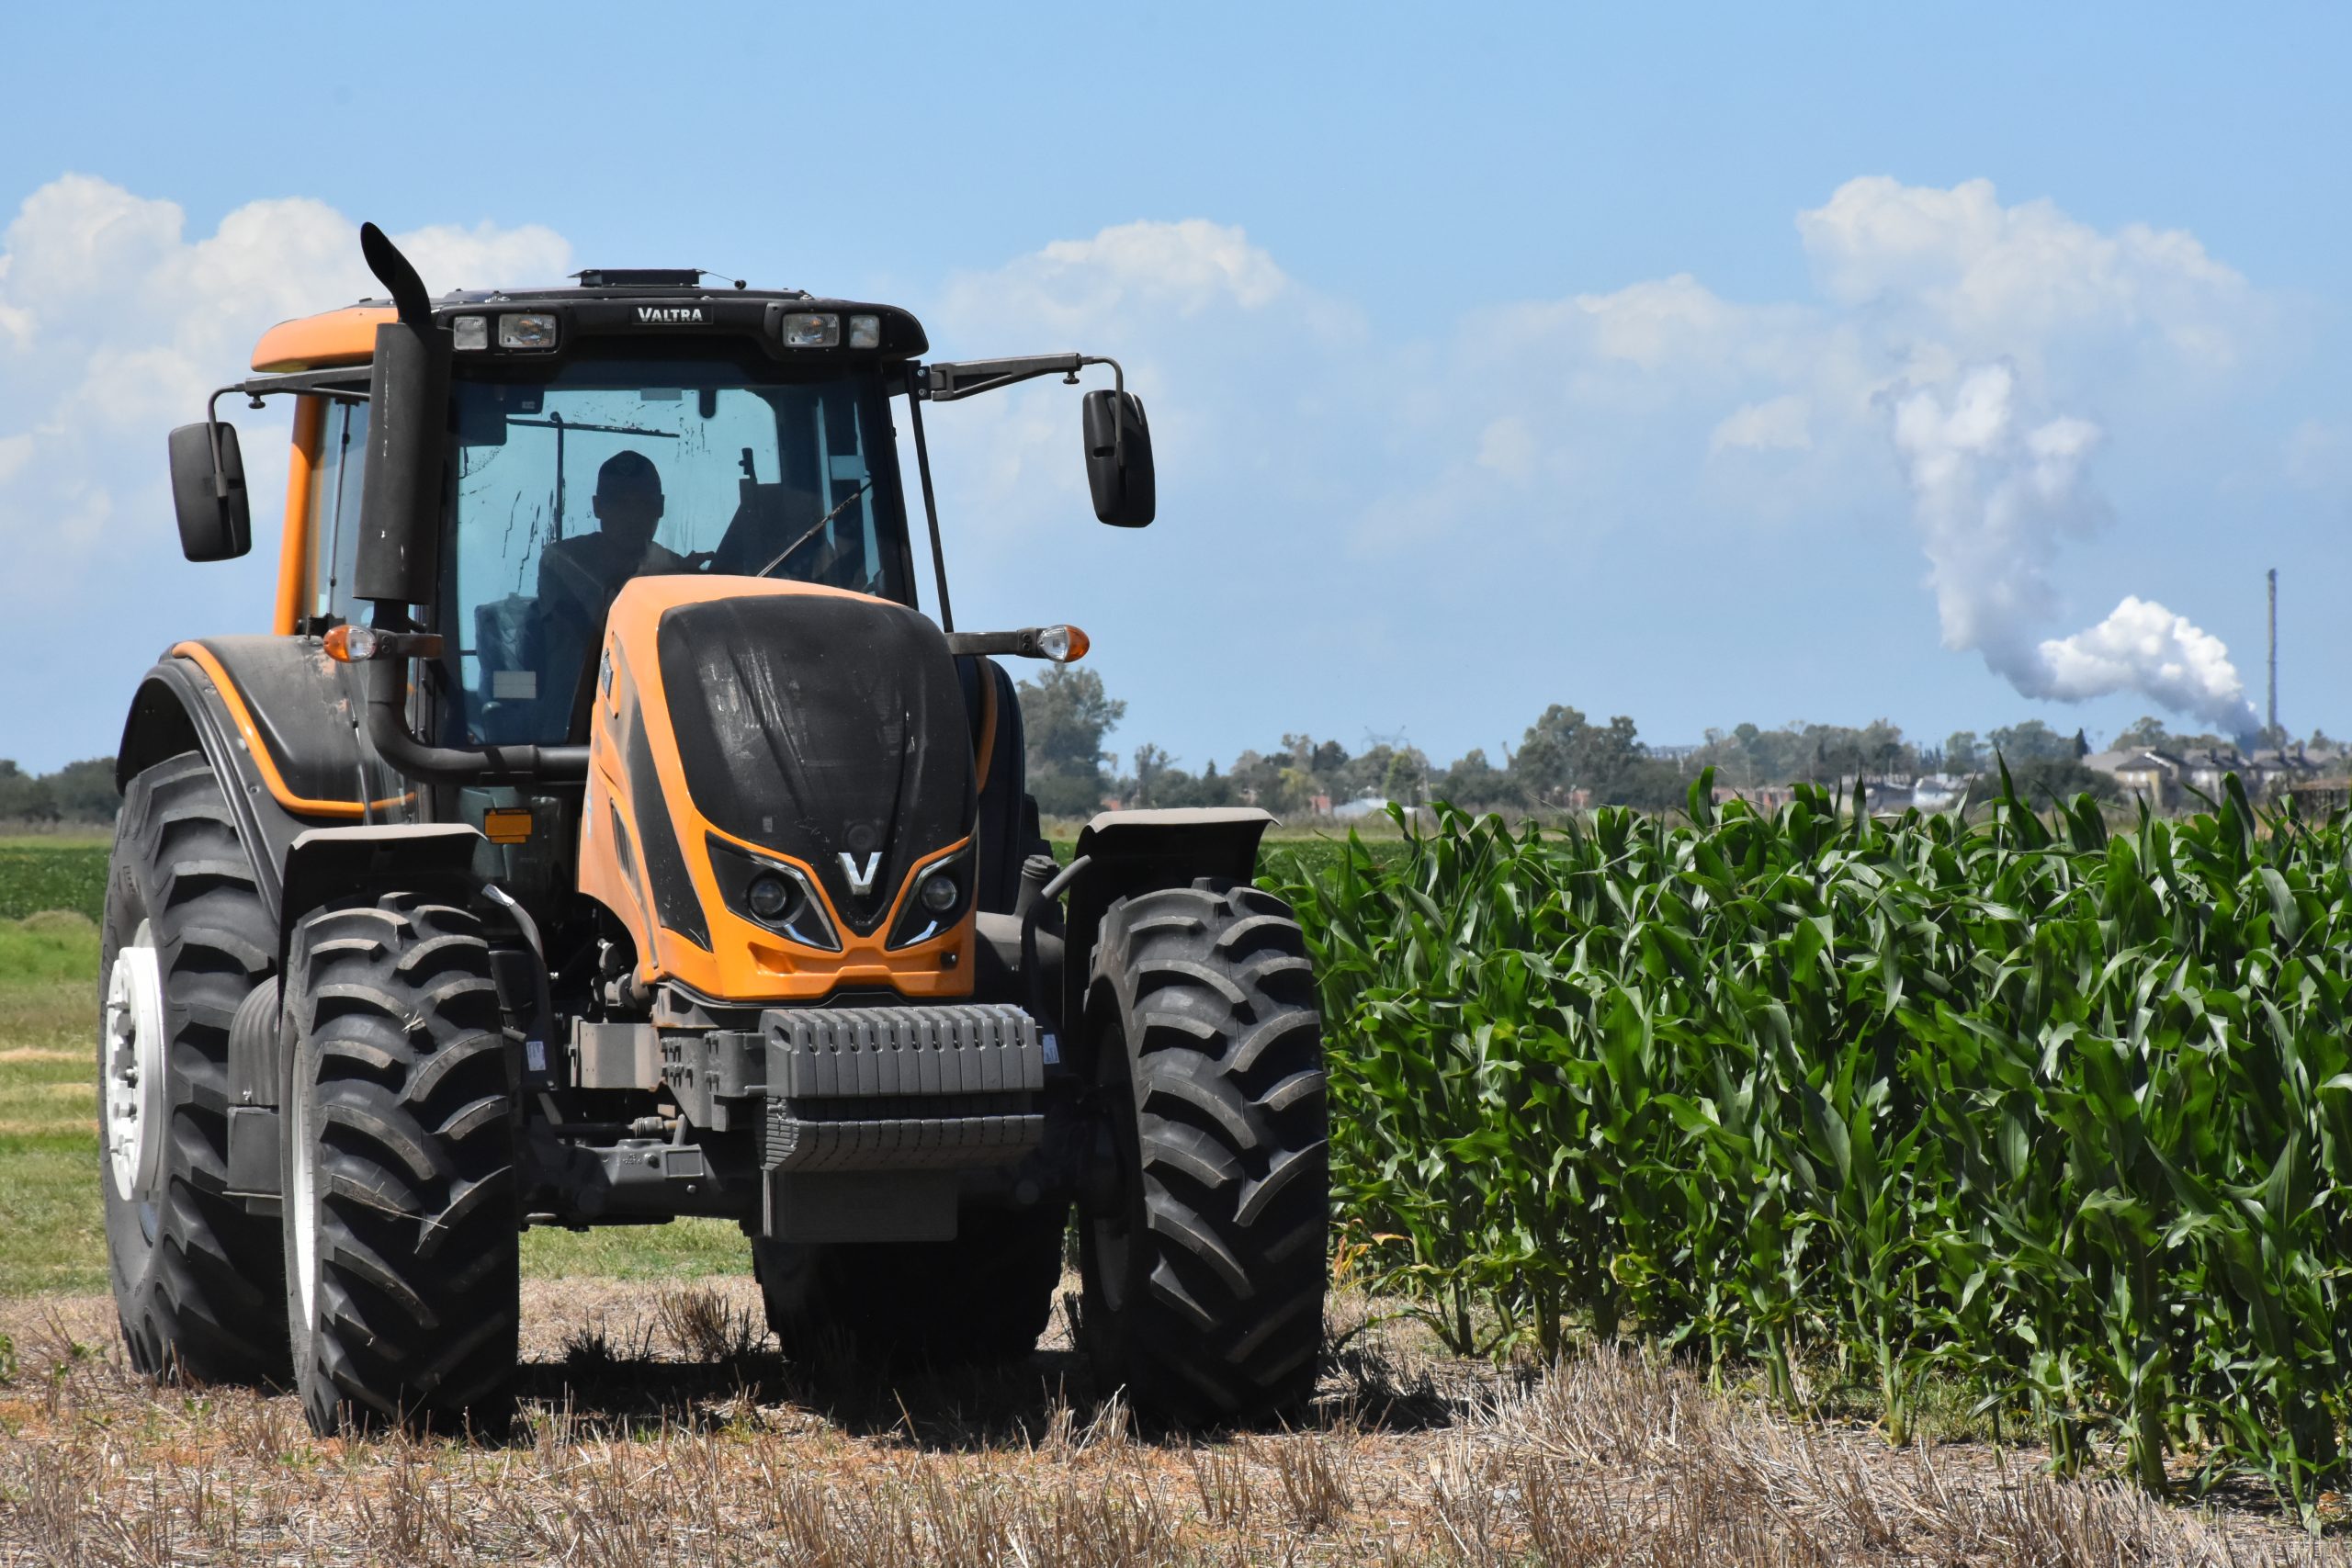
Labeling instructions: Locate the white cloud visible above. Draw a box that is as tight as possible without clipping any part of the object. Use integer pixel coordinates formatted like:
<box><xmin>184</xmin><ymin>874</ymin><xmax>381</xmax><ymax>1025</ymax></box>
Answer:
<box><xmin>944</xmin><ymin>218</ymin><xmax>1292</xmax><ymax>335</ymax></box>
<box><xmin>918</xmin><ymin>218</ymin><xmax>1340</xmax><ymax>541</ymax></box>
<box><xmin>0</xmin><ymin>176</ymin><xmax>569</xmax><ymax>764</ymax></box>
<box><xmin>0</xmin><ymin>175</ymin><xmax>570</xmax><ymax>580</ymax></box>
<box><xmin>1796</xmin><ymin>175</ymin><xmax>2255</xmax><ymax>366</ymax></box>
<box><xmin>1710</xmin><ymin>394</ymin><xmax>1812</xmax><ymax>454</ymax></box>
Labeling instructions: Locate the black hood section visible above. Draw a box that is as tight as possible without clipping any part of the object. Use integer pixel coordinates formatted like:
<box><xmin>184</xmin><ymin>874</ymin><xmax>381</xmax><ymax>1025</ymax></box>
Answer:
<box><xmin>657</xmin><ymin>594</ymin><xmax>973</xmax><ymax>934</ymax></box>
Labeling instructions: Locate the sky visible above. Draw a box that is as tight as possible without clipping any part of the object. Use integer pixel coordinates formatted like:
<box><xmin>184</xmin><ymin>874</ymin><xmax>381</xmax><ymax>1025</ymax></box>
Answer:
<box><xmin>3</xmin><ymin>2</ymin><xmax>2349</xmax><ymax>775</ymax></box>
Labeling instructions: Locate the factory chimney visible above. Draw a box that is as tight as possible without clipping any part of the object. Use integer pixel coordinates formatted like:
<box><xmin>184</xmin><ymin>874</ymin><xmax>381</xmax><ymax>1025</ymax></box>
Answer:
<box><xmin>2267</xmin><ymin>567</ymin><xmax>2278</xmax><ymax>741</ymax></box>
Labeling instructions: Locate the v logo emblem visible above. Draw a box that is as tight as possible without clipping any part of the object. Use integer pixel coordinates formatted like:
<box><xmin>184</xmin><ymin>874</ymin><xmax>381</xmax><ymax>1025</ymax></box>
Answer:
<box><xmin>839</xmin><ymin>852</ymin><xmax>883</xmax><ymax>895</ymax></box>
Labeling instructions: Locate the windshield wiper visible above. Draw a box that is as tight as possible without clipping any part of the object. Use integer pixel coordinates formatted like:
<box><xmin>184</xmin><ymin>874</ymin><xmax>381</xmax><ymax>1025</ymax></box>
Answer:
<box><xmin>753</xmin><ymin>479</ymin><xmax>875</xmax><ymax>579</ymax></box>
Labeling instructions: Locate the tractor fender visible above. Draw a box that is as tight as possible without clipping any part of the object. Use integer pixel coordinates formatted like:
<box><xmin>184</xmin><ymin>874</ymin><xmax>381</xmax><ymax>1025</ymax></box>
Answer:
<box><xmin>1055</xmin><ymin>807</ymin><xmax>1275</xmax><ymax>1059</ymax></box>
<box><xmin>118</xmin><ymin>655</ymin><xmax>303</xmax><ymax>923</ymax></box>
<box><xmin>277</xmin><ymin>824</ymin><xmax>492</xmax><ymax>964</ymax></box>
<box><xmin>117</xmin><ymin>638</ymin><xmax>411</xmax><ymax>925</ymax></box>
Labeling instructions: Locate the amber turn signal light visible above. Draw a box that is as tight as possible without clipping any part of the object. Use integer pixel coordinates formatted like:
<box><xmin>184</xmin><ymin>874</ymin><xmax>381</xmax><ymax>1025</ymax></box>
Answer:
<box><xmin>323</xmin><ymin>625</ymin><xmax>446</xmax><ymax>662</ymax></box>
<box><xmin>1037</xmin><ymin>625</ymin><xmax>1089</xmax><ymax>662</ymax></box>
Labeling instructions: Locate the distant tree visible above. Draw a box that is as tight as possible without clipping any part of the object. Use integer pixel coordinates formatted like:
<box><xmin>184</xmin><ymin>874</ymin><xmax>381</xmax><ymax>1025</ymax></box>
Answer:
<box><xmin>2000</xmin><ymin>755</ymin><xmax>2121</xmax><ymax>805</ymax></box>
<box><xmin>45</xmin><ymin>759</ymin><xmax>119</xmax><ymax>822</ymax></box>
<box><xmin>2113</xmin><ymin>716</ymin><xmax>2171</xmax><ymax>752</ymax></box>
<box><xmin>1381</xmin><ymin>749</ymin><xmax>1426</xmax><ymax>806</ymax></box>
<box><xmin>1019</xmin><ymin>666</ymin><xmax>1125</xmax><ymax>818</ymax></box>
<box><xmin>1156</xmin><ymin>758</ymin><xmax>1234</xmax><ymax>808</ymax></box>
<box><xmin>1433</xmin><ymin>748</ymin><xmax>1510</xmax><ymax>807</ymax></box>
<box><xmin>1987</xmin><ymin>720</ymin><xmax>2075</xmax><ymax>764</ymax></box>
<box><xmin>1511</xmin><ymin>705</ymin><xmax>1654</xmax><ymax>807</ymax></box>
<box><xmin>0</xmin><ymin>761</ymin><xmax>51</xmax><ymax>822</ymax></box>
<box><xmin>1129</xmin><ymin>743</ymin><xmax>1174</xmax><ymax>807</ymax></box>
<box><xmin>1941</xmin><ymin>731</ymin><xmax>1983</xmax><ymax>773</ymax></box>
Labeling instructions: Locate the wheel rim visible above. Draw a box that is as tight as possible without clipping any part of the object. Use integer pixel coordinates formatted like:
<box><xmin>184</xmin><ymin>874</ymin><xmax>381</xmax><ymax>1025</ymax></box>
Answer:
<box><xmin>289</xmin><ymin>1066</ymin><xmax>319</xmax><ymax>1330</ymax></box>
<box><xmin>101</xmin><ymin>921</ymin><xmax>166</xmax><ymax>1206</ymax></box>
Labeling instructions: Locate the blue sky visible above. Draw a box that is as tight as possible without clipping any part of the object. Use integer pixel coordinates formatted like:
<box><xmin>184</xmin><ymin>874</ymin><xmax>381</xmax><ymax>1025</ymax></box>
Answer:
<box><xmin>3</xmin><ymin>3</ymin><xmax>2348</xmax><ymax>773</ymax></box>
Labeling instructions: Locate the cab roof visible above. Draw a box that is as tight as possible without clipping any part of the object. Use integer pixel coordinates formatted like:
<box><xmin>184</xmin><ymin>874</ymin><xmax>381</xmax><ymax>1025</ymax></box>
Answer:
<box><xmin>251</xmin><ymin>282</ymin><xmax>928</xmax><ymax>373</ymax></box>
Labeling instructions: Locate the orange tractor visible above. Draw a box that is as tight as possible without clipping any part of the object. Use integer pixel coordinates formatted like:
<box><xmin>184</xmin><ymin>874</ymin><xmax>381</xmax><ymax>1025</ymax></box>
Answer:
<box><xmin>101</xmin><ymin>226</ymin><xmax>1326</xmax><ymax>1432</ymax></box>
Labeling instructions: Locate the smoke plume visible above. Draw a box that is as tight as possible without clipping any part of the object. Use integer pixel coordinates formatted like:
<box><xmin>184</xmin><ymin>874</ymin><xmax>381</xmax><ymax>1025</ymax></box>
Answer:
<box><xmin>1888</xmin><ymin>364</ymin><xmax>2260</xmax><ymax>741</ymax></box>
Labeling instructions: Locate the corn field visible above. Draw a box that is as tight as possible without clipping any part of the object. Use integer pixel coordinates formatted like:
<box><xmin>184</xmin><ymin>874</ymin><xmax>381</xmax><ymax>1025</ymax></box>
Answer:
<box><xmin>1285</xmin><ymin>772</ymin><xmax>2352</xmax><ymax>1510</ymax></box>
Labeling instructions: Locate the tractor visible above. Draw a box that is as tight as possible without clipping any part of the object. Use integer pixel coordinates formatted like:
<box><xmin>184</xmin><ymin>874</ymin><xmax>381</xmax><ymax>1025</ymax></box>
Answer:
<box><xmin>99</xmin><ymin>225</ymin><xmax>1327</xmax><ymax>1434</ymax></box>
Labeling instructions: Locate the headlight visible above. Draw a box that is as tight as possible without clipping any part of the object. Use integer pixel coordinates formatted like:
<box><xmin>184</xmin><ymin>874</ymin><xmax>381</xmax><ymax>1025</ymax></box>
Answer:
<box><xmin>888</xmin><ymin>848</ymin><xmax>972</xmax><ymax>947</ymax></box>
<box><xmin>747</xmin><ymin>874</ymin><xmax>798</xmax><ymax>922</ymax></box>
<box><xmin>781</xmin><ymin>312</ymin><xmax>839</xmax><ymax>347</ymax></box>
<box><xmin>451</xmin><ymin>315</ymin><xmax>490</xmax><ymax>352</ymax></box>
<box><xmin>499</xmin><ymin>313</ymin><xmax>558</xmax><ymax>350</ymax></box>
<box><xmin>706</xmin><ymin>836</ymin><xmax>839</xmax><ymax>951</ymax></box>
<box><xmin>847</xmin><ymin>313</ymin><xmax>881</xmax><ymax>349</ymax></box>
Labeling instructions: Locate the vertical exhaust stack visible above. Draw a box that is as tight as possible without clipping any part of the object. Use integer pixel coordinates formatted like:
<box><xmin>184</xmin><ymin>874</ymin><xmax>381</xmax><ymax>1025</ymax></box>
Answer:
<box><xmin>353</xmin><ymin>223</ymin><xmax>452</xmax><ymax>612</ymax></box>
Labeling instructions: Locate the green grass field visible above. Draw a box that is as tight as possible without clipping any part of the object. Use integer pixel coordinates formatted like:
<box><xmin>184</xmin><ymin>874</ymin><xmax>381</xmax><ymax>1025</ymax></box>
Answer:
<box><xmin>0</xmin><ymin>840</ymin><xmax>107</xmax><ymax>921</ymax></box>
<box><xmin>0</xmin><ymin>912</ymin><xmax>105</xmax><ymax>1293</ymax></box>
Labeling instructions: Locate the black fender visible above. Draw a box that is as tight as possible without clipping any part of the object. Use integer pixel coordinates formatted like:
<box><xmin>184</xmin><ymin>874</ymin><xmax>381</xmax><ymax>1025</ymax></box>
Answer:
<box><xmin>117</xmin><ymin>637</ymin><xmax>409</xmax><ymax>925</ymax></box>
<box><xmin>1055</xmin><ymin>807</ymin><xmax>1275</xmax><ymax>1068</ymax></box>
<box><xmin>118</xmin><ymin>654</ymin><xmax>305</xmax><ymax>923</ymax></box>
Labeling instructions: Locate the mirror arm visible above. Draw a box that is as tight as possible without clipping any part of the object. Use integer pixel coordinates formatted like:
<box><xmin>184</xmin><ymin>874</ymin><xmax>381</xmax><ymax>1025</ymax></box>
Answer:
<box><xmin>198</xmin><ymin>374</ymin><xmax>370</xmax><ymax>503</ymax></box>
<box><xmin>922</xmin><ymin>353</ymin><xmax>1124</xmax><ymax>405</ymax></box>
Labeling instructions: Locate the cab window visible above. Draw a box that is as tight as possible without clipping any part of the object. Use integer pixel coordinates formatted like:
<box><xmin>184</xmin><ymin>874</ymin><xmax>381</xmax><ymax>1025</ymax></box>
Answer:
<box><xmin>303</xmin><ymin>399</ymin><xmax>370</xmax><ymax>626</ymax></box>
<box><xmin>442</xmin><ymin>356</ymin><xmax>910</xmax><ymax>747</ymax></box>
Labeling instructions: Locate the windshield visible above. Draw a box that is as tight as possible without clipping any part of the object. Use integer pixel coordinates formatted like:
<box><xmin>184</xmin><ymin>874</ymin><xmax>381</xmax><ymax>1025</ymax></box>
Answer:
<box><xmin>442</xmin><ymin>355</ymin><xmax>912</xmax><ymax>747</ymax></box>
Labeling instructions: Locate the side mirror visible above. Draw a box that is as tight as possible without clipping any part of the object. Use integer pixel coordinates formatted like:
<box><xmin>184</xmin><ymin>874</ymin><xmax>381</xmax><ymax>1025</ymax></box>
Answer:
<box><xmin>1082</xmin><ymin>389</ymin><xmax>1155</xmax><ymax>527</ymax></box>
<box><xmin>166</xmin><ymin>422</ymin><xmax>252</xmax><ymax>561</ymax></box>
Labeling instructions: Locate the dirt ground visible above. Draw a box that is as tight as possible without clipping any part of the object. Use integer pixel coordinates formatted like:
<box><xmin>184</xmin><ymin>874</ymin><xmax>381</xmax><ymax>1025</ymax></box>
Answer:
<box><xmin>4</xmin><ymin>1278</ymin><xmax>2348</xmax><ymax>1566</ymax></box>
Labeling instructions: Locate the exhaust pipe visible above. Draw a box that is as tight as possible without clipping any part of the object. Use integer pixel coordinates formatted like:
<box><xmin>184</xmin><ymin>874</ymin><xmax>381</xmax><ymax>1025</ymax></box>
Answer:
<box><xmin>349</xmin><ymin>223</ymin><xmax>585</xmax><ymax>785</ymax></box>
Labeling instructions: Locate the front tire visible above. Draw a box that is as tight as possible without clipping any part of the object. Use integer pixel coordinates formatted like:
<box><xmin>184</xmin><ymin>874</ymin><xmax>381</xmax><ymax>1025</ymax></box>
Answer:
<box><xmin>1080</xmin><ymin>880</ymin><xmax>1329</xmax><ymax>1425</ymax></box>
<box><xmin>99</xmin><ymin>752</ymin><xmax>288</xmax><ymax>1384</ymax></box>
<box><xmin>280</xmin><ymin>895</ymin><xmax>520</xmax><ymax>1435</ymax></box>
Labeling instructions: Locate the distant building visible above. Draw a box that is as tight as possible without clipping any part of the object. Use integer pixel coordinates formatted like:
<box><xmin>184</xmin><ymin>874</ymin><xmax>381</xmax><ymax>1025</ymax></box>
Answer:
<box><xmin>1329</xmin><ymin>795</ymin><xmax>1393</xmax><ymax>821</ymax></box>
<box><xmin>2084</xmin><ymin>748</ymin><xmax>2178</xmax><ymax>806</ymax></box>
<box><xmin>2085</xmin><ymin>745</ymin><xmax>2324</xmax><ymax>807</ymax></box>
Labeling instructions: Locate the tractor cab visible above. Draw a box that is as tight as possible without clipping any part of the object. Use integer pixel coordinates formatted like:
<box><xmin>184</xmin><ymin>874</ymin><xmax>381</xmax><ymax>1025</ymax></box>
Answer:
<box><xmin>255</xmin><ymin>280</ymin><xmax>926</xmax><ymax>751</ymax></box>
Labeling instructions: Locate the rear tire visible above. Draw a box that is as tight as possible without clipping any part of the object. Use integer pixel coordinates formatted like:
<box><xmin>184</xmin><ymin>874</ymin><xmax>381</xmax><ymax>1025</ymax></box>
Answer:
<box><xmin>753</xmin><ymin>1203</ymin><xmax>1069</xmax><ymax>1366</ymax></box>
<box><xmin>280</xmin><ymin>895</ymin><xmax>520</xmax><ymax>1435</ymax></box>
<box><xmin>99</xmin><ymin>752</ymin><xmax>289</xmax><ymax>1385</ymax></box>
<box><xmin>1079</xmin><ymin>880</ymin><xmax>1329</xmax><ymax>1425</ymax></box>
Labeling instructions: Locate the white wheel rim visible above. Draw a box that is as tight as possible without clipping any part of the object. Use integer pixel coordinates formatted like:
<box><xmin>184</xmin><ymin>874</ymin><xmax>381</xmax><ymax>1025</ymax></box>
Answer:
<box><xmin>290</xmin><ymin>1063</ymin><xmax>319</xmax><ymax>1329</ymax></box>
<box><xmin>102</xmin><ymin>923</ymin><xmax>166</xmax><ymax>1205</ymax></box>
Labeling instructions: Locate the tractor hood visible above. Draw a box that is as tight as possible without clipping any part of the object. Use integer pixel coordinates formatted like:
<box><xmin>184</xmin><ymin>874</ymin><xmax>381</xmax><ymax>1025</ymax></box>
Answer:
<box><xmin>579</xmin><ymin>576</ymin><xmax>978</xmax><ymax>1001</ymax></box>
<box><xmin>657</xmin><ymin>592</ymin><xmax>972</xmax><ymax>931</ymax></box>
